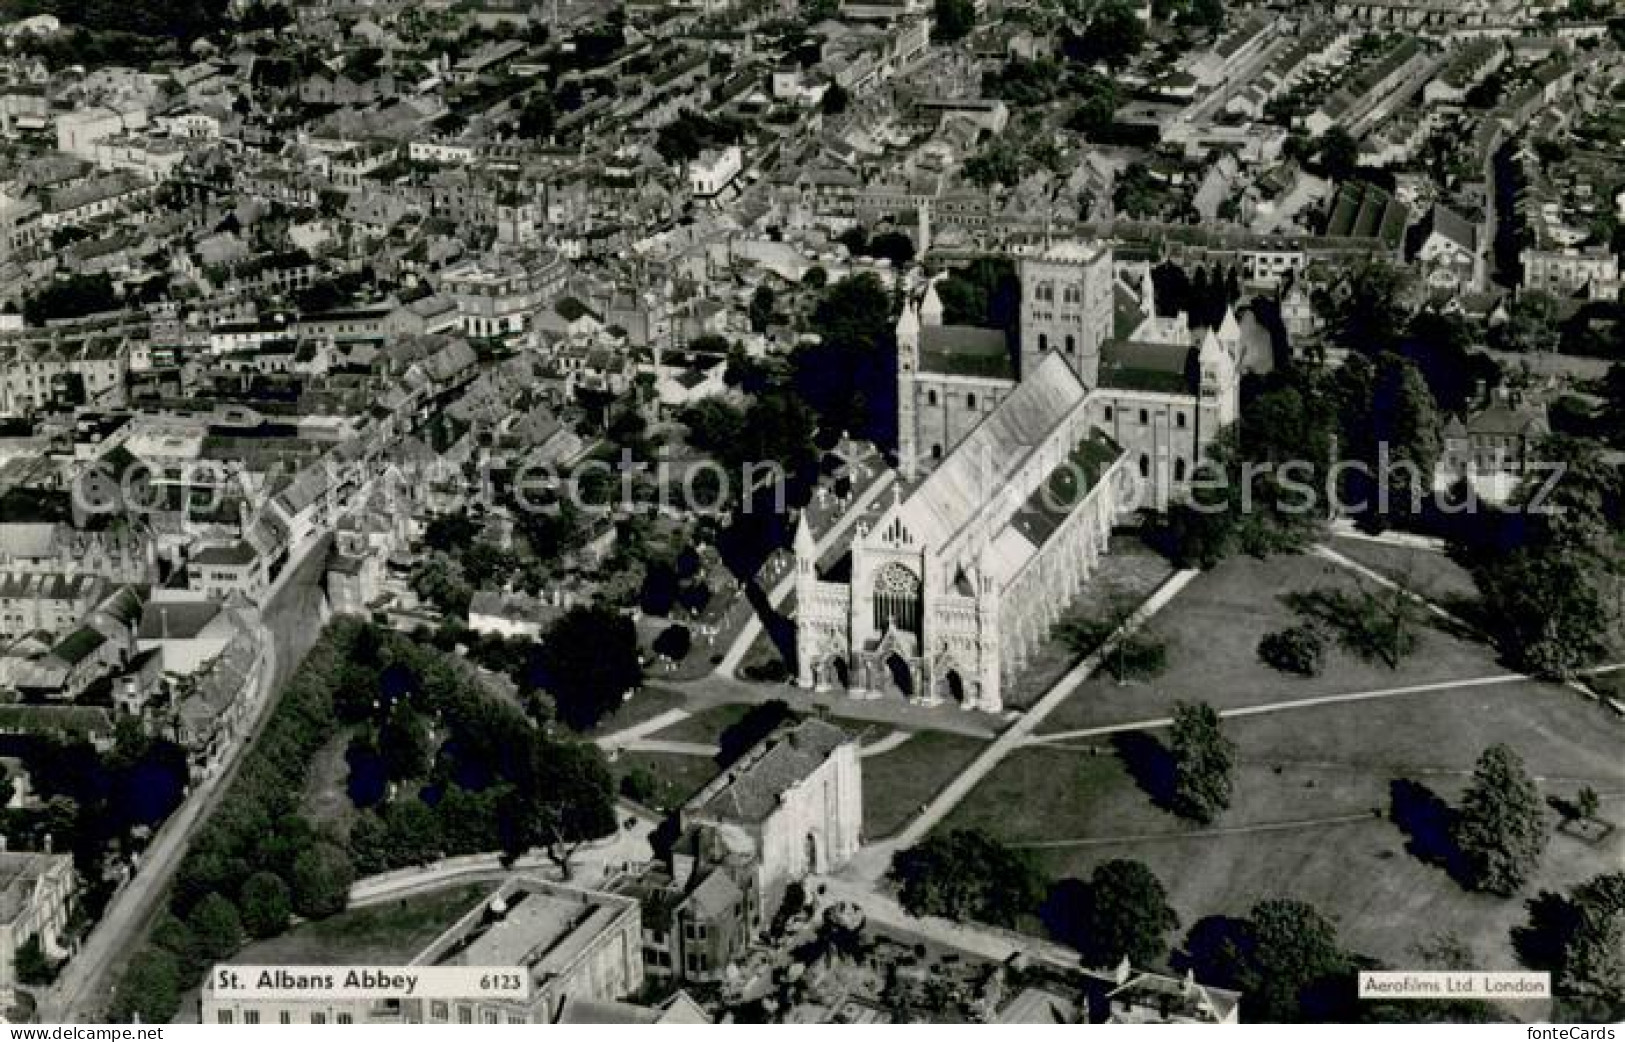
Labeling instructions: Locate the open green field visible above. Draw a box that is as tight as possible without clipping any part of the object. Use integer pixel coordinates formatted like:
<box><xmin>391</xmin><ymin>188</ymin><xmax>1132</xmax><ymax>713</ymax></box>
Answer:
<box><xmin>586</xmin><ymin>685</ymin><xmax>690</xmax><ymax>738</ymax></box>
<box><xmin>231</xmin><ymin>883</ymin><xmax>496</xmax><ymax>965</ymax></box>
<box><xmin>1003</xmin><ymin>536</ymin><xmax>1177</xmax><ymax>708</ymax></box>
<box><xmin>1325</xmin><ymin>536</ymin><xmax>1480</xmax><ymax>605</ymax></box>
<box><xmin>940</xmin><ymin>671</ymin><xmax>1625</xmax><ymax>969</ymax></box>
<box><xmin>859</xmin><ymin>731</ymin><xmax>989</xmax><ymax>841</ymax></box>
<box><xmin>299</xmin><ymin>726</ymin><xmax>359</xmax><ymax>841</ymax></box>
<box><xmin>1036</xmin><ymin>552</ymin><xmax>1507</xmax><ymax>736</ymax></box>
<box><xmin>652</xmin><ymin>703</ymin><xmax>752</xmax><ymax>747</ymax></box>
<box><xmin>611</xmin><ymin>749</ymin><xmax>720</xmax><ymax>812</ymax></box>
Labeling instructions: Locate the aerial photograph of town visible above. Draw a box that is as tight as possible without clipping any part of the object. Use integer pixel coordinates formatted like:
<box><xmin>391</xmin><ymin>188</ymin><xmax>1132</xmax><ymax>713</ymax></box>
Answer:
<box><xmin>0</xmin><ymin>0</ymin><xmax>1618</xmax><ymax>1030</ymax></box>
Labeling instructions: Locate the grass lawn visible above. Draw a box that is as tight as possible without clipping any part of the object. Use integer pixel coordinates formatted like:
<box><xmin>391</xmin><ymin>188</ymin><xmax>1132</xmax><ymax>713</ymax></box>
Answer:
<box><xmin>231</xmin><ymin>882</ymin><xmax>495</xmax><ymax>965</ymax></box>
<box><xmin>1036</xmin><ymin>551</ymin><xmax>1507</xmax><ymax>736</ymax></box>
<box><xmin>610</xmin><ymin>749</ymin><xmax>720</xmax><ymax>812</ymax></box>
<box><xmin>1325</xmin><ymin>536</ymin><xmax>1480</xmax><ymax>605</ymax></box>
<box><xmin>586</xmin><ymin>685</ymin><xmax>691</xmax><ymax>738</ymax></box>
<box><xmin>939</xmin><ymin>679</ymin><xmax>1625</xmax><ymax>970</ymax></box>
<box><xmin>652</xmin><ymin>703</ymin><xmax>754</xmax><ymax>747</ymax></box>
<box><xmin>859</xmin><ymin>731</ymin><xmax>989</xmax><ymax>841</ymax></box>
<box><xmin>1004</xmin><ymin>536</ymin><xmax>1177</xmax><ymax>709</ymax></box>
<box><xmin>299</xmin><ymin>726</ymin><xmax>358</xmax><ymax>842</ymax></box>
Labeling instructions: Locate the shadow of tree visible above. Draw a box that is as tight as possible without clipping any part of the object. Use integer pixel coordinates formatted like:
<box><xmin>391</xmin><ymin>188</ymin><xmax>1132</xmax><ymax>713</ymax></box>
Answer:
<box><xmin>1172</xmin><ymin>913</ymin><xmax>1253</xmax><ymax>983</ymax></box>
<box><xmin>1510</xmin><ymin>890</ymin><xmax>1579</xmax><ymax>972</ymax></box>
<box><xmin>1388</xmin><ymin>778</ymin><xmax>1467</xmax><ymax>884</ymax></box>
<box><xmin>1113</xmin><ymin>731</ymin><xmax>1176</xmax><ymax>811</ymax></box>
<box><xmin>1038</xmin><ymin>876</ymin><xmax>1091</xmax><ymax>952</ymax></box>
<box><xmin>716</xmin><ymin>699</ymin><xmax>799</xmax><ymax>768</ymax></box>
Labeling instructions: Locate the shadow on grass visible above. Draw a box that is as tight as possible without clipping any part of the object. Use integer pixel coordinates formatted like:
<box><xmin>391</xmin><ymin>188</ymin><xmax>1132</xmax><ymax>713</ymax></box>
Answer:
<box><xmin>1388</xmin><ymin>779</ymin><xmax>1467</xmax><ymax>884</ymax></box>
<box><xmin>1038</xmin><ymin>876</ymin><xmax>1091</xmax><ymax>953</ymax></box>
<box><xmin>744</xmin><ymin>579</ymin><xmax>798</xmax><ymax>671</ymax></box>
<box><xmin>1113</xmin><ymin>731</ymin><xmax>1176</xmax><ymax>811</ymax></box>
<box><xmin>716</xmin><ymin>699</ymin><xmax>799</xmax><ymax>768</ymax></box>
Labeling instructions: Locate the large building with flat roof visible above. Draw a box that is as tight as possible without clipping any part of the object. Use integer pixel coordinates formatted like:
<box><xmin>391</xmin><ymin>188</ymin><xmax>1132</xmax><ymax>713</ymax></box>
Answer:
<box><xmin>201</xmin><ymin>878</ymin><xmax>642</xmax><ymax>1026</ymax></box>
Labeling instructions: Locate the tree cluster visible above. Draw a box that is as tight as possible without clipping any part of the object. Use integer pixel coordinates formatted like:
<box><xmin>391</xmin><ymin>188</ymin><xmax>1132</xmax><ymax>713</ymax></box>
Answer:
<box><xmin>1042</xmin><ymin>859</ymin><xmax>1181</xmax><ymax>969</ymax></box>
<box><xmin>794</xmin><ymin>272</ymin><xmax>898</xmax><ymax>446</ymax></box>
<box><xmin>890</xmin><ymin>828</ymin><xmax>1046</xmax><ymax>928</ymax></box>
<box><xmin>1514</xmin><ymin>871</ymin><xmax>1625</xmax><ymax>1022</ymax></box>
<box><xmin>114</xmin><ymin>621</ymin><xmax>618</xmax><ymax>1021</ymax></box>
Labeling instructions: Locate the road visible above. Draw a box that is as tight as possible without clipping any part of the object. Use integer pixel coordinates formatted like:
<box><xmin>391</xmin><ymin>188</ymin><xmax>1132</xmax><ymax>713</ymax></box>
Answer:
<box><xmin>42</xmin><ymin>536</ymin><xmax>332</xmax><ymax>1023</ymax></box>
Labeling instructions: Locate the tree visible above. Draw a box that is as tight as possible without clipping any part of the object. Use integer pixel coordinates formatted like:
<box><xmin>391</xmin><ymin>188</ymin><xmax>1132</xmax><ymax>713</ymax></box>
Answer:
<box><xmin>187</xmin><ymin>892</ymin><xmax>244</xmax><ymax>961</ymax></box>
<box><xmin>1368</xmin><ymin>353</ymin><xmax>1442</xmax><ymax>518</ymax></box>
<box><xmin>1331</xmin><ymin>263</ymin><xmax>1413</xmax><ymax>356</ymax></box>
<box><xmin>982</xmin><ymin>57</ymin><xmax>1064</xmax><ymax>106</ymax></box>
<box><xmin>1318</xmin><ymin>126</ymin><xmax>1361</xmax><ymax>183</ymax></box>
<box><xmin>23</xmin><ymin>273</ymin><xmax>119</xmax><ymax>326</ymax></box>
<box><xmin>411</xmin><ymin>551</ymin><xmax>473</xmax><ymax>618</ymax></box>
<box><xmin>378</xmin><ymin>709</ymin><xmax>433</xmax><ymax>782</ymax></box>
<box><xmin>503</xmin><ymin>739</ymin><xmax>618</xmax><ymax>875</ymax></box>
<box><xmin>1599</xmin><ymin>364</ymin><xmax>1625</xmax><ymax>448</ymax></box>
<box><xmin>1258</xmin><ymin>623</ymin><xmax>1326</xmax><ymax>676</ymax></box>
<box><xmin>1454</xmin><ymin>744</ymin><xmax>1548</xmax><ymax>896</ymax></box>
<box><xmin>1185</xmin><ymin>0</ymin><xmax>1226</xmax><ymax>30</ymax></box>
<box><xmin>515</xmin><ymin>92</ymin><xmax>557</xmax><ymax>140</ymax></box>
<box><xmin>1169</xmin><ymin>702</ymin><xmax>1234</xmax><ymax>824</ymax></box>
<box><xmin>1556</xmin><ymin>873</ymin><xmax>1625</xmax><ymax>1021</ymax></box>
<box><xmin>1473</xmin><ymin>543</ymin><xmax>1614</xmax><ymax>678</ymax></box>
<box><xmin>291</xmin><ymin>841</ymin><xmax>354</xmax><ymax>919</ymax></box>
<box><xmin>795</xmin><ymin>273</ymin><xmax>896</xmax><ymax>443</ymax></box>
<box><xmin>1181</xmin><ymin>899</ymin><xmax>1352</xmax><ymax>1022</ymax></box>
<box><xmin>380</xmin><ymin>797</ymin><xmax>442</xmax><ymax>867</ymax></box>
<box><xmin>890</xmin><ymin>829</ymin><xmax>1046</xmax><ymax>927</ymax></box>
<box><xmin>1045</xmin><ymin>859</ymin><xmax>1180</xmax><ymax>968</ymax></box>
<box><xmin>932</xmin><ymin>0</ymin><xmax>975</xmax><ymax>39</ymax></box>
<box><xmin>652</xmin><ymin>624</ymin><xmax>692</xmax><ymax>662</ymax></box>
<box><xmin>539</xmin><ymin>605</ymin><xmax>644</xmax><ymax>731</ymax></box>
<box><xmin>934</xmin><ymin>256</ymin><xmax>1019</xmax><ymax>328</ymax></box>
<box><xmin>1071</xmin><ymin>1</ymin><xmax>1147</xmax><ymax>70</ymax></box>
<box><xmin>15</xmin><ymin>935</ymin><xmax>54</xmax><ymax>986</ymax></box>
<box><xmin>239</xmin><ymin>871</ymin><xmax>292</xmax><ymax>939</ymax></box>
<box><xmin>867</xmin><ymin>230</ymin><xmax>915</xmax><ymax>267</ymax></box>
<box><xmin>111</xmin><ymin>946</ymin><xmax>181</xmax><ymax>1024</ymax></box>
<box><xmin>820</xmin><ymin>82</ymin><xmax>848</xmax><ymax>115</ymax></box>
<box><xmin>1515</xmin><ymin>872</ymin><xmax>1625</xmax><ymax>1022</ymax></box>
<box><xmin>680</xmin><ymin>398</ymin><xmax>747</xmax><ymax>456</ymax></box>
<box><xmin>1113</xmin><ymin>161</ymin><xmax>1164</xmax><ymax>217</ymax></box>
<box><xmin>1288</xmin><ymin>585</ymin><xmax>1421</xmax><ymax>669</ymax></box>
<box><xmin>1576</xmin><ymin>786</ymin><xmax>1601</xmax><ymax>823</ymax></box>
<box><xmin>1491</xmin><ymin>291</ymin><xmax>1560</xmax><ymax>353</ymax></box>
<box><xmin>748</xmin><ymin>284</ymin><xmax>775</xmax><ymax>333</ymax></box>
<box><xmin>1067</xmin><ymin>70</ymin><xmax>1121</xmax><ymax>137</ymax></box>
